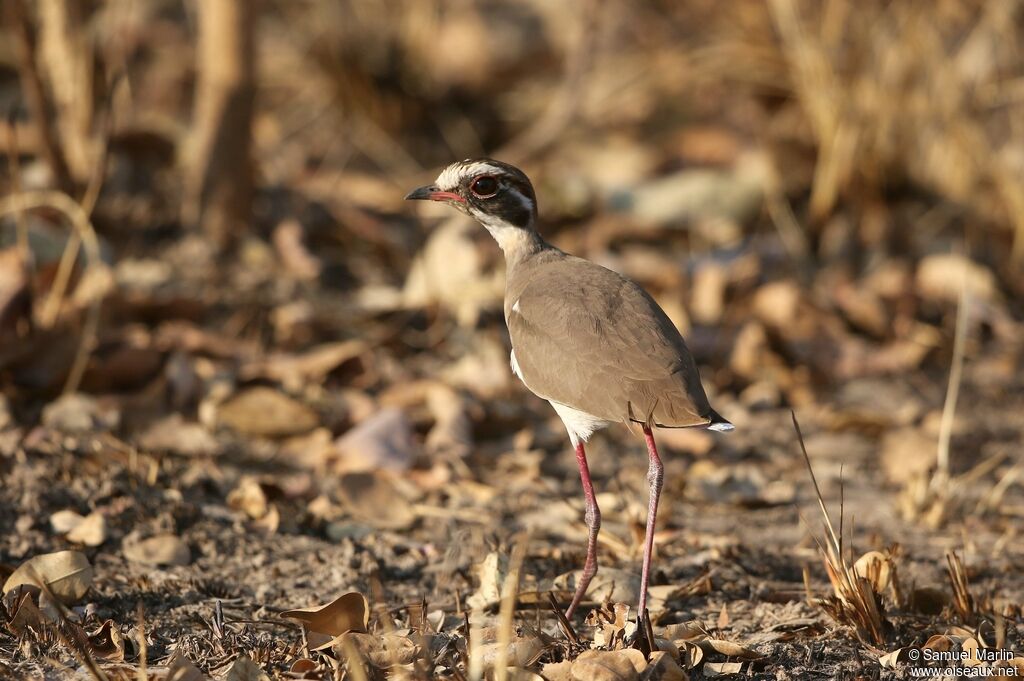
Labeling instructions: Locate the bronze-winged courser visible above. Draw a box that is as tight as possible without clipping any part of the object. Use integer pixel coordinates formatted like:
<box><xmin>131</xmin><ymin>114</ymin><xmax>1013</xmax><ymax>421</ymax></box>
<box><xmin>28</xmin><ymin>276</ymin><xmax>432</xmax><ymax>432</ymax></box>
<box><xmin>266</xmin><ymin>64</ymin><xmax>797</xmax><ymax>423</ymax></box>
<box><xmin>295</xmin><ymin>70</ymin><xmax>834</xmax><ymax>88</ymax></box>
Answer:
<box><xmin>406</xmin><ymin>159</ymin><xmax>733</xmax><ymax>624</ymax></box>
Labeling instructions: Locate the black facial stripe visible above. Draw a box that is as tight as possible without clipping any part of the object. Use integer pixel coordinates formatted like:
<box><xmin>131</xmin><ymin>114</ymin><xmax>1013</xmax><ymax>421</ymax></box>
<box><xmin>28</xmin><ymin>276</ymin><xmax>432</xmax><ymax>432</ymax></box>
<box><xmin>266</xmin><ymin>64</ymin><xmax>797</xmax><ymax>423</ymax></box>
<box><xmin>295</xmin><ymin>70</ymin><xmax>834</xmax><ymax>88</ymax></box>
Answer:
<box><xmin>468</xmin><ymin>186</ymin><xmax>534</xmax><ymax>228</ymax></box>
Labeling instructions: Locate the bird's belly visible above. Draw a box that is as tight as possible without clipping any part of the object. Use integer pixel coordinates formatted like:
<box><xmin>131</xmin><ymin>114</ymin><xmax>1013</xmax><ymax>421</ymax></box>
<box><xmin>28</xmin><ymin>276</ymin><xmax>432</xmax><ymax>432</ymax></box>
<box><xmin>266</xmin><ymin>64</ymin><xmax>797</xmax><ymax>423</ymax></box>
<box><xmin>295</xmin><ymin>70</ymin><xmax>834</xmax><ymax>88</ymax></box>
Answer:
<box><xmin>548</xmin><ymin>400</ymin><xmax>610</xmax><ymax>445</ymax></box>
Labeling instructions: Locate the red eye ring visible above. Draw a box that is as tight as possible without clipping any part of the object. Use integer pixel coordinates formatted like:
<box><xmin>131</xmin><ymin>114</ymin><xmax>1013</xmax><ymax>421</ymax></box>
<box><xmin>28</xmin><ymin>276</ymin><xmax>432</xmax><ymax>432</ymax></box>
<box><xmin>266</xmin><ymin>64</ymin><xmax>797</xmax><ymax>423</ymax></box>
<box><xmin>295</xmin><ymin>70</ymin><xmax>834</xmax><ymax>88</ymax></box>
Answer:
<box><xmin>470</xmin><ymin>175</ymin><xmax>499</xmax><ymax>198</ymax></box>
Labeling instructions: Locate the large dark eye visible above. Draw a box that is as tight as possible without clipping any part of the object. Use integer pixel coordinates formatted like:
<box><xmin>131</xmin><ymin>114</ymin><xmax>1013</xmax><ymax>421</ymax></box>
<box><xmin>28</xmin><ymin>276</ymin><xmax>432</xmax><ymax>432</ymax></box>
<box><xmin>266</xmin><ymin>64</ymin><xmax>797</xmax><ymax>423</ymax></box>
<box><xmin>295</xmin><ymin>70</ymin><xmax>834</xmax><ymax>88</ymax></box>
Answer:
<box><xmin>470</xmin><ymin>175</ymin><xmax>499</xmax><ymax>198</ymax></box>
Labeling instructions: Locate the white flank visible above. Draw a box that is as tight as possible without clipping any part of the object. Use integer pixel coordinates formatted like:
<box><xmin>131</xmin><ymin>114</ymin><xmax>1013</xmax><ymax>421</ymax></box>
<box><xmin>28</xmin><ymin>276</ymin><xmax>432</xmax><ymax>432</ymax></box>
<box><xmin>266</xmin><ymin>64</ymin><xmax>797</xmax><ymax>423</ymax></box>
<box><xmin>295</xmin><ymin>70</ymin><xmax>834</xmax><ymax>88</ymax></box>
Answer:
<box><xmin>549</xmin><ymin>401</ymin><xmax>610</xmax><ymax>446</ymax></box>
<box><xmin>510</xmin><ymin>349</ymin><xmax>523</xmax><ymax>380</ymax></box>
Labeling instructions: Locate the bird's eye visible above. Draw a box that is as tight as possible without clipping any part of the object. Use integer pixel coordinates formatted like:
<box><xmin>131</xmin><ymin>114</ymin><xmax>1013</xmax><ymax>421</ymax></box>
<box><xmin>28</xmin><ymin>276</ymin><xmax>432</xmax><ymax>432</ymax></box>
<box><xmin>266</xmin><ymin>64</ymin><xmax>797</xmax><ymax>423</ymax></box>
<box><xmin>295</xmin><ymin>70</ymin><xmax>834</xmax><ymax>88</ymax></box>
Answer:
<box><xmin>470</xmin><ymin>175</ymin><xmax>499</xmax><ymax>198</ymax></box>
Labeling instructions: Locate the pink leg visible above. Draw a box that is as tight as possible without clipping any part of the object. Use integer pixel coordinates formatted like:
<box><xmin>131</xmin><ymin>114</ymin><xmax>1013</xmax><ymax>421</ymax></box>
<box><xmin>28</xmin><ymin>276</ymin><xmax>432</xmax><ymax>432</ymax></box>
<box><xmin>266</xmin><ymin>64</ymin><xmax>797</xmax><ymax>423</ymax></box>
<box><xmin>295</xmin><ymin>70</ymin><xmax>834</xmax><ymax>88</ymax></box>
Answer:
<box><xmin>566</xmin><ymin>440</ymin><xmax>601</xmax><ymax>619</ymax></box>
<box><xmin>637</xmin><ymin>425</ymin><xmax>663</xmax><ymax>619</ymax></box>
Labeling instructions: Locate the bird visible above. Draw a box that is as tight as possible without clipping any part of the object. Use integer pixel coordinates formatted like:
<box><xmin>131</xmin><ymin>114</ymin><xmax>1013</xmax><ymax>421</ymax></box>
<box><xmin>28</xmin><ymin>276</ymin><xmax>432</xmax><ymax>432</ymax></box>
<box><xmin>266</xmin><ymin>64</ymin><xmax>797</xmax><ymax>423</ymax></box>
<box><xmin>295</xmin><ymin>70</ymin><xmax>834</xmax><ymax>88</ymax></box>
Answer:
<box><xmin>406</xmin><ymin>158</ymin><xmax>733</xmax><ymax>628</ymax></box>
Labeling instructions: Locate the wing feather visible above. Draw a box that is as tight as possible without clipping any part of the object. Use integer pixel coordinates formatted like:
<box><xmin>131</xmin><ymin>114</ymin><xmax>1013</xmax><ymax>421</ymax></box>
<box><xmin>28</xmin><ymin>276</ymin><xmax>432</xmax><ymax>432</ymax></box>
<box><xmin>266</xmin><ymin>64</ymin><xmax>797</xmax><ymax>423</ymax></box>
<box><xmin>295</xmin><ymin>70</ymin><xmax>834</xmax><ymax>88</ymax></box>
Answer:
<box><xmin>506</xmin><ymin>255</ymin><xmax>711</xmax><ymax>426</ymax></box>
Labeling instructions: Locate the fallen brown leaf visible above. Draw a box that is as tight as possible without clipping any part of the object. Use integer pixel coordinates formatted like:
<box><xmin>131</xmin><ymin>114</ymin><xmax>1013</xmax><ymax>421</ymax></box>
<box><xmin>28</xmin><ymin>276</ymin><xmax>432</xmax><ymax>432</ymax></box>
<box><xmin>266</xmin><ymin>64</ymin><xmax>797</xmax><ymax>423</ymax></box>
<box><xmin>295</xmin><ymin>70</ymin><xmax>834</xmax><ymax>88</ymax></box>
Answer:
<box><xmin>122</xmin><ymin>533</ymin><xmax>191</xmax><ymax>566</ymax></box>
<box><xmin>227</xmin><ymin>476</ymin><xmax>270</xmax><ymax>519</ymax></box>
<box><xmin>67</xmin><ymin>512</ymin><xmax>107</xmax><ymax>547</ymax></box>
<box><xmin>643</xmin><ymin>651</ymin><xmax>688</xmax><ymax>681</ymax></box>
<box><xmin>281</xmin><ymin>591</ymin><xmax>369</xmax><ymax>638</ymax></box>
<box><xmin>216</xmin><ymin>386</ymin><xmax>318</xmax><ymax>437</ymax></box>
<box><xmin>333</xmin><ymin>408</ymin><xmax>418</xmax><ymax>473</ymax></box>
<box><xmin>571</xmin><ymin>649</ymin><xmax>646</xmax><ymax>681</ymax></box>
<box><xmin>703</xmin><ymin>661</ymin><xmax>745</xmax><ymax>677</ymax></box>
<box><xmin>336</xmin><ymin>471</ymin><xmax>416</xmax><ymax>530</ymax></box>
<box><xmin>328</xmin><ymin>631</ymin><xmax>419</xmax><ymax>668</ymax></box>
<box><xmin>223</xmin><ymin>654</ymin><xmax>271</xmax><ymax>681</ymax></box>
<box><xmin>87</xmin><ymin>619</ymin><xmax>126</xmax><ymax>661</ymax></box>
<box><xmin>164</xmin><ymin>650</ymin><xmax>206</xmax><ymax>681</ymax></box>
<box><xmin>697</xmin><ymin>639</ymin><xmax>763</xmax><ymax>660</ymax></box>
<box><xmin>3</xmin><ymin>550</ymin><xmax>93</xmax><ymax>604</ymax></box>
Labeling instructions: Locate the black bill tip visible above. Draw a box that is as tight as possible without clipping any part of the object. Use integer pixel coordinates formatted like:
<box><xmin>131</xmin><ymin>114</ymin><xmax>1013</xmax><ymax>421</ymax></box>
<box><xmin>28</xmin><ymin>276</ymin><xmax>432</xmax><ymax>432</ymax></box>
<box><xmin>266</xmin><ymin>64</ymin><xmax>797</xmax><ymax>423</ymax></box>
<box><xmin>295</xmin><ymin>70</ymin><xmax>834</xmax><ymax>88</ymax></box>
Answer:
<box><xmin>404</xmin><ymin>185</ymin><xmax>437</xmax><ymax>201</ymax></box>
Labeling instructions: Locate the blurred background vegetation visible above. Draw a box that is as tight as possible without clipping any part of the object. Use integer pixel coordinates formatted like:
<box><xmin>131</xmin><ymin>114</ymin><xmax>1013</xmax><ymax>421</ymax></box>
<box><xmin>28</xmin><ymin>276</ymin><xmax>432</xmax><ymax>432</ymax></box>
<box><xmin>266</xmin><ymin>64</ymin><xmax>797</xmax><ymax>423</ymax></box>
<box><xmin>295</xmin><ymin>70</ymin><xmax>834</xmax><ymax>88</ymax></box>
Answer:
<box><xmin>2</xmin><ymin>1</ymin><xmax>1024</xmax><ymax>677</ymax></box>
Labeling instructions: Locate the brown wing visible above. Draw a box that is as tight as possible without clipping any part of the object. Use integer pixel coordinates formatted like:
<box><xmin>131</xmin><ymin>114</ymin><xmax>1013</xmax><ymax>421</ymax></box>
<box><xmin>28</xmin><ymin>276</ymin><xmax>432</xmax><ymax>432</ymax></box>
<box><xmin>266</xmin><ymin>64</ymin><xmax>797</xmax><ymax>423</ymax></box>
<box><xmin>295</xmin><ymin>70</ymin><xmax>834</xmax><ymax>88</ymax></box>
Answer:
<box><xmin>506</xmin><ymin>255</ymin><xmax>712</xmax><ymax>427</ymax></box>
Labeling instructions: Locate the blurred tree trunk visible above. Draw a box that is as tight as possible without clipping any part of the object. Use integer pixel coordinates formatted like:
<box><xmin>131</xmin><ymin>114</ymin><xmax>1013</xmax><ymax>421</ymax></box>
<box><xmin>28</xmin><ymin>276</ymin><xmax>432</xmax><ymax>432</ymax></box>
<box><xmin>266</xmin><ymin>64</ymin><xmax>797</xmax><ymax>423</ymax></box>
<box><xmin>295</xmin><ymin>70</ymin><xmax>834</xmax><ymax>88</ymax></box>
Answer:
<box><xmin>38</xmin><ymin>0</ymin><xmax>95</xmax><ymax>184</ymax></box>
<box><xmin>185</xmin><ymin>0</ymin><xmax>254</xmax><ymax>250</ymax></box>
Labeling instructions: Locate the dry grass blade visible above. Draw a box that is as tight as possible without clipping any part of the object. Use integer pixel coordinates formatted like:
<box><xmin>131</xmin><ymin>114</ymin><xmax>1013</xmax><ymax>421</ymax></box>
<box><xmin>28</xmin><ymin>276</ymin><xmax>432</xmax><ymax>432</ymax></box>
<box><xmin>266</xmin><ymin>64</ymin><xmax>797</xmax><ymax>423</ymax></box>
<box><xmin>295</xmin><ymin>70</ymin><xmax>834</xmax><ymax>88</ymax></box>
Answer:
<box><xmin>339</xmin><ymin>634</ymin><xmax>370</xmax><ymax>681</ymax></box>
<box><xmin>936</xmin><ymin>266</ymin><xmax>970</xmax><ymax>480</ymax></box>
<box><xmin>39</xmin><ymin>102</ymin><xmax>110</xmax><ymax>331</ymax></box>
<box><xmin>494</xmin><ymin>537</ymin><xmax>528</xmax><ymax>681</ymax></box>
<box><xmin>945</xmin><ymin>551</ymin><xmax>975</xmax><ymax>624</ymax></box>
<box><xmin>793</xmin><ymin>411</ymin><xmax>888</xmax><ymax>646</ymax></box>
<box><xmin>135</xmin><ymin>603</ymin><xmax>147</xmax><ymax>681</ymax></box>
<box><xmin>546</xmin><ymin>592</ymin><xmax>580</xmax><ymax>648</ymax></box>
<box><xmin>0</xmin><ymin>189</ymin><xmax>107</xmax><ymax>394</ymax></box>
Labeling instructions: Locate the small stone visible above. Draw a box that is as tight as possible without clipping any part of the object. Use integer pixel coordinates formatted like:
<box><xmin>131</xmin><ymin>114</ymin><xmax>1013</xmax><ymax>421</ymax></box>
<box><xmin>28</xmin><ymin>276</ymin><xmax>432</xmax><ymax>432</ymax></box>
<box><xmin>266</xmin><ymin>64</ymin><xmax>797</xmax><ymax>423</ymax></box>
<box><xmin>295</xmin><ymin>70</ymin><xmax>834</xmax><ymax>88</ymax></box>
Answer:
<box><xmin>41</xmin><ymin>394</ymin><xmax>119</xmax><ymax>433</ymax></box>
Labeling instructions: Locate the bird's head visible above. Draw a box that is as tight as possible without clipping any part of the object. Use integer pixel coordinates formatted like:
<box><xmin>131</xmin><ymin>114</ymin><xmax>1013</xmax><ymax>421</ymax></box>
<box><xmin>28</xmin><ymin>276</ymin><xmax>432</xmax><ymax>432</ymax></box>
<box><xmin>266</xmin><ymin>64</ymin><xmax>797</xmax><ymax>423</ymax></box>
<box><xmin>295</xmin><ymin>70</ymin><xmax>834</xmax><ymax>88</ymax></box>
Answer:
<box><xmin>405</xmin><ymin>159</ymin><xmax>539</xmax><ymax>248</ymax></box>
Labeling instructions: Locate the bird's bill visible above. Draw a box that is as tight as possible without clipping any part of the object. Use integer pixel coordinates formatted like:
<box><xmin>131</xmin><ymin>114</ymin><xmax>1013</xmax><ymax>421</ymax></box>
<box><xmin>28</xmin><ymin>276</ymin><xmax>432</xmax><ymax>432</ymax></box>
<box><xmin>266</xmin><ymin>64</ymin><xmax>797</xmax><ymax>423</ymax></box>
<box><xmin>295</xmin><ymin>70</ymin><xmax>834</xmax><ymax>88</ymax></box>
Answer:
<box><xmin>404</xmin><ymin>185</ymin><xmax>466</xmax><ymax>203</ymax></box>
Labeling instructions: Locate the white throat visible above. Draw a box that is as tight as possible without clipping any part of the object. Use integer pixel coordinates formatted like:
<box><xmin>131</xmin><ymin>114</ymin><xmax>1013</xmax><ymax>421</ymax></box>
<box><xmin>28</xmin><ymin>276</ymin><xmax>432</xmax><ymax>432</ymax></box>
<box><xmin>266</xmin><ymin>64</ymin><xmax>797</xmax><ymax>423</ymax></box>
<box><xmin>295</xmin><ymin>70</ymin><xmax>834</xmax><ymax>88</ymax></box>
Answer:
<box><xmin>472</xmin><ymin>211</ymin><xmax>536</xmax><ymax>253</ymax></box>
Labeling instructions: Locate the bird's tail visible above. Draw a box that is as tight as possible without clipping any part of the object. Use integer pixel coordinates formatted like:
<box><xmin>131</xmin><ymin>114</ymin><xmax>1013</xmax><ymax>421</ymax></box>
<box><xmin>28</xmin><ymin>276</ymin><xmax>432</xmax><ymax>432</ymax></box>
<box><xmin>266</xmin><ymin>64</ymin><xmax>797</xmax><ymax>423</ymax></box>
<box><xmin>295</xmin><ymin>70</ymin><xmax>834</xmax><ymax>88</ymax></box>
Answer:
<box><xmin>706</xmin><ymin>409</ymin><xmax>734</xmax><ymax>432</ymax></box>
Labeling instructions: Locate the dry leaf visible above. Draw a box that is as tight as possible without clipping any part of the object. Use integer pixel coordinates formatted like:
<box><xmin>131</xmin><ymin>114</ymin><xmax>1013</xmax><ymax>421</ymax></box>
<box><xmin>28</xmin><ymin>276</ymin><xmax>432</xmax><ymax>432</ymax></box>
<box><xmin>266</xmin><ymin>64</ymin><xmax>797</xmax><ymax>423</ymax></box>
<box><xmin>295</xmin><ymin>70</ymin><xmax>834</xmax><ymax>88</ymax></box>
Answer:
<box><xmin>223</xmin><ymin>654</ymin><xmax>271</xmax><ymax>681</ymax></box>
<box><xmin>962</xmin><ymin>637</ymin><xmax>983</xmax><ymax>666</ymax></box>
<box><xmin>281</xmin><ymin>592</ymin><xmax>369</xmax><ymax>638</ymax></box>
<box><xmin>703</xmin><ymin>661</ymin><xmax>745</xmax><ymax>676</ymax></box>
<box><xmin>467</xmin><ymin>551</ymin><xmax>507</xmax><ymax>611</ymax></box>
<box><xmin>554</xmin><ymin>567</ymin><xmax>641</xmax><ymax>607</ymax></box>
<box><xmin>476</xmin><ymin>637</ymin><xmax>545</xmax><ymax>668</ymax></box>
<box><xmin>677</xmin><ymin>641</ymin><xmax>704</xmax><ymax>669</ymax></box>
<box><xmin>329</xmin><ymin>631</ymin><xmax>419</xmax><ymax>668</ymax></box>
<box><xmin>643</xmin><ymin>651</ymin><xmax>688</xmax><ymax>681</ymax></box>
<box><xmin>252</xmin><ymin>504</ymin><xmax>280</xmax><ymax>534</ymax></box>
<box><xmin>878</xmin><ymin>648</ymin><xmax>910</xmax><ymax>668</ymax></box>
<box><xmin>697</xmin><ymin>639</ymin><xmax>763</xmax><ymax>660</ymax></box>
<box><xmin>5</xmin><ymin>592</ymin><xmax>46</xmax><ymax>635</ymax></box>
<box><xmin>87</xmin><ymin>619</ymin><xmax>126</xmax><ymax>661</ymax></box>
<box><xmin>137</xmin><ymin>415</ymin><xmax>219</xmax><ymax>457</ymax></box>
<box><xmin>504</xmin><ymin>669</ymin><xmax>545</xmax><ymax>681</ymax></box>
<box><xmin>165</xmin><ymin>650</ymin><xmax>205</xmax><ymax>681</ymax></box>
<box><xmin>272</xmin><ymin>219</ymin><xmax>322</xmax><ymax>281</ymax></box>
<box><xmin>3</xmin><ymin>550</ymin><xmax>93</xmax><ymax>604</ymax></box>
<box><xmin>50</xmin><ymin>510</ymin><xmax>85</xmax><ymax>534</ymax></box>
<box><xmin>571</xmin><ymin>649</ymin><xmax>645</xmax><ymax>681</ymax></box>
<box><xmin>240</xmin><ymin>340</ymin><xmax>366</xmax><ymax>390</ymax></box>
<box><xmin>333</xmin><ymin>408</ymin><xmax>418</xmax><ymax>473</ymax></box>
<box><xmin>542</xmin><ymin>661</ymin><xmax>574</xmax><ymax>681</ymax></box>
<box><xmin>994</xmin><ymin>657</ymin><xmax>1024</xmax><ymax>675</ymax></box>
<box><xmin>227</xmin><ymin>477</ymin><xmax>270</xmax><ymax>519</ymax></box>
<box><xmin>853</xmin><ymin>551</ymin><xmax>892</xmax><ymax>593</ymax></box>
<box><xmin>916</xmin><ymin>253</ymin><xmax>998</xmax><ymax>303</ymax></box>
<box><xmin>289</xmin><ymin>659</ymin><xmax>318</xmax><ymax>674</ymax></box>
<box><xmin>67</xmin><ymin>512</ymin><xmax>107</xmax><ymax>546</ymax></box>
<box><xmin>336</xmin><ymin>472</ymin><xmax>416</xmax><ymax>530</ymax></box>
<box><xmin>923</xmin><ymin>634</ymin><xmax>955</xmax><ymax>651</ymax></box>
<box><xmin>122</xmin><ymin>533</ymin><xmax>191</xmax><ymax>566</ymax></box>
<box><xmin>691</xmin><ymin>262</ymin><xmax>727</xmax><ymax>324</ymax></box>
<box><xmin>216</xmin><ymin>387</ymin><xmax>318</xmax><ymax>437</ymax></box>
<box><xmin>41</xmin><ymin>393</ymin><xmax>119</xmax><ymax>433</ymax></box>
